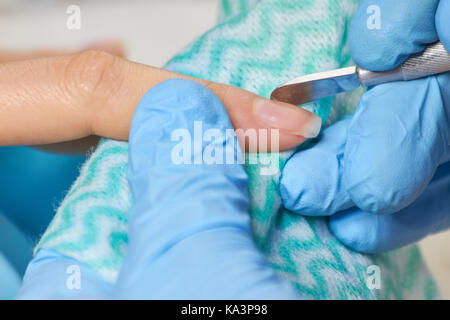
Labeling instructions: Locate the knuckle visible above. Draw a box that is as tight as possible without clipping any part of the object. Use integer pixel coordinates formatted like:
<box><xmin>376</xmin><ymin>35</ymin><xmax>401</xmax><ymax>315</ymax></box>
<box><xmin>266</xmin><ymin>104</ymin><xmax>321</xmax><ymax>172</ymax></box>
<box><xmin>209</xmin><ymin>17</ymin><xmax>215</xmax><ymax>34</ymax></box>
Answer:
<box><xmin>203</xmin><ymin>80</ymin><xmax>228</xmax><ymax>98</ymax></box>
<box><xmin>203</xmin><ymin>80</ymin><xmax>218</xmax><ymax>92</ymax></box>
<box><xmin>203</xmin><ymin>80</ymin><xmax>241</xmax><ymax>108</ymax></box>
<box><xmin>63</xmin><ymin>50</ymin><xmax>124</xmax><ymax>104</ymax></box>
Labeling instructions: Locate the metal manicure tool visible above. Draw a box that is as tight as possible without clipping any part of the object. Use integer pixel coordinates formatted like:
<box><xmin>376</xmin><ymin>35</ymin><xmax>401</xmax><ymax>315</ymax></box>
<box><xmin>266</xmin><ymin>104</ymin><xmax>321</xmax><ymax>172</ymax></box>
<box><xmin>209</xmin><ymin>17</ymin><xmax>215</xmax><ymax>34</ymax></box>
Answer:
<box><xmin>271</xmin><ymin>41</ymin><xmax>450</xmax><ymax>105</ymax></box>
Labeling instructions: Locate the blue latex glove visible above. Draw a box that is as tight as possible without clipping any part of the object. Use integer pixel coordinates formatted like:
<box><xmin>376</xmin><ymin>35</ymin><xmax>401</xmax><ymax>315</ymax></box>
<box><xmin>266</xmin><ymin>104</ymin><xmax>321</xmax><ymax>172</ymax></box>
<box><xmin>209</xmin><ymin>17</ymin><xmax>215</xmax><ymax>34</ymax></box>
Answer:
<box><xmin>280</xmin><ymin>0</ymin><xmax>450</xmax><ymax>253</ymax></box>
<box><xmin>0</xmin><ymin>143</ymin><xmax>86</xmax><ymax>299</ymax></box>
<box><xmin>0</xmin><ymin>251</ymin><xmax>22</xmax><ymax>300</ymax></box>
<box><xmin>0</xmin><ymin>214</ymin><xmax>33</xmax><ymax>299</ymax></box>
<box><xmin>17</xmin><ymin>79</ymin><xmax>301</xmax><ymax>299</ymax></box>
<box><xmin>0</xmin><ymin>147</ymin><xmax>86</xmax><ymax>241</ymax></box>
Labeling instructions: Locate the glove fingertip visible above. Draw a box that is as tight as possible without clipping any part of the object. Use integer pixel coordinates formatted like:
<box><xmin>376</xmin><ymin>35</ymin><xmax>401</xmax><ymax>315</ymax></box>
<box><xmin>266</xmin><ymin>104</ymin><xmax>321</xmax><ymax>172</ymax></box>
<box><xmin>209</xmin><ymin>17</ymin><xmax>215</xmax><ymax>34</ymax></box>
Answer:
<box><xmin>280</xmin><ymin>151</ymin><xmax>349</xmax><ymax>216</ymax></box>
<box><xmin>130</xmin><ymin>78</ymin><xmax>225</xmax><ymax>140</ymax></box>
<box><xmin>349</xmin><ymin>1</ymin><xmax>406</xmax><ymax>71</ymax></box>
<box><xmin>349</xmin><ymin>0</ymin><xmax>439</xmax><ymax>71</ymax></box>
<box><xmin>127</xmin><ymin>78</ymin><xmax>235</xmax><ymax>181</ymax></box>
<box><xmin>329</xmin><ymin>210</ymin><xmax>382</xmax><ymax>254</ymax></box>
<box><xmin>281</xmin><ymin>118</ymin><xmax>354</xmax><ymax>216</ymax></box>
<box><xmin>349</xmin><ymin>27</ymin><xmax>405</xmax><ymax>71</ymax></box>
<box><xmin>279</xmin><ymin>153</ymin><xmax>325</xmax><ymax>216</ymax></box>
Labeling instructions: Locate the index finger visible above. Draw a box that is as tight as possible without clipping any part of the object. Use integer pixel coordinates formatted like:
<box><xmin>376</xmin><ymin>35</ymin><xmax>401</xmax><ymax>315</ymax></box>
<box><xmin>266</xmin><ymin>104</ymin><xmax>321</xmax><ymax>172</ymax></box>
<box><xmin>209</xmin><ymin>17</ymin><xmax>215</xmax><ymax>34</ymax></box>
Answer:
<box><xmin>0</xmin><ymin>50</ymin><xmax>322</xmax><ymax>152</ymax></box>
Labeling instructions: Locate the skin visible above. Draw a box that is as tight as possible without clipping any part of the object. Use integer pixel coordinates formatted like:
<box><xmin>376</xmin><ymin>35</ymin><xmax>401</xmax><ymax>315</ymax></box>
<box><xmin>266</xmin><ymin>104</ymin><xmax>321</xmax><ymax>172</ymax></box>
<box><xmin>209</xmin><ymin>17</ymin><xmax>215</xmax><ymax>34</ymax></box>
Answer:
<box><xmin>0</xmin><ymin>45</ymin><xmax>318</xmax><ymax>154</ymax></box>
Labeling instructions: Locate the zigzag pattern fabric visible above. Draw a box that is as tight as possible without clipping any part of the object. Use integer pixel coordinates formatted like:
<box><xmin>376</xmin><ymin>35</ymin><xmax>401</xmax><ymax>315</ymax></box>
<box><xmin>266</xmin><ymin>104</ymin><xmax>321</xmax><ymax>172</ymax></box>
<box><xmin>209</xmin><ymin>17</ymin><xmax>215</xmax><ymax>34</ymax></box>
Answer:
<box><xmin>36</xmin><ymin>0</ymin><xmax>439</xmax><ymax>299</ymax></box>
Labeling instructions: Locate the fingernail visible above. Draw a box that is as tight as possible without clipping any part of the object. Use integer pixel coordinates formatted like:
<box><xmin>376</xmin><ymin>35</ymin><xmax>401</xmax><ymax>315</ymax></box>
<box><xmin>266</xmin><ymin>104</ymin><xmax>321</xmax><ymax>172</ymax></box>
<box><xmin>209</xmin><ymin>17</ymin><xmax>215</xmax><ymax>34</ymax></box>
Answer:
<box><xmin>254</xmin><ymin>98</ymin><xmax>322</xmax><ymax>138</ymax></box>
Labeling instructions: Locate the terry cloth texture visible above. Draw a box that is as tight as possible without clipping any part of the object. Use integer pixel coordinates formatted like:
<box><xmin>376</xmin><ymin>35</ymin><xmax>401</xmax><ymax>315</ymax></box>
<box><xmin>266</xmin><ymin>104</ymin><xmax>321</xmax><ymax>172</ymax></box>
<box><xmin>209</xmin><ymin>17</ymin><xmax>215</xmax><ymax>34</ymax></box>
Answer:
<box><xmin>36</xmin><ymin>0</ymin><xmax>439</xmax><ymax>299</ymax></box>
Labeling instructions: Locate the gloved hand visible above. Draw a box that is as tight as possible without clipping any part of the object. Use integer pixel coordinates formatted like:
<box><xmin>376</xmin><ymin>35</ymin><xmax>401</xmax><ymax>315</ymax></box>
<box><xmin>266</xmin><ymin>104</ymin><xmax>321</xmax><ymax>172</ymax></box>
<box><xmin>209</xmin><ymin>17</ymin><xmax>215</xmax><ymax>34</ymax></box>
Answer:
<box><xmin>280</xmin><ymin>0</ymin><xmax>450</xmax><ymax>253</ymax></box>
<box><xmin>17</xmin><ymin>79</ymin><xmax>301</xmax><ymax>299</ymax></box>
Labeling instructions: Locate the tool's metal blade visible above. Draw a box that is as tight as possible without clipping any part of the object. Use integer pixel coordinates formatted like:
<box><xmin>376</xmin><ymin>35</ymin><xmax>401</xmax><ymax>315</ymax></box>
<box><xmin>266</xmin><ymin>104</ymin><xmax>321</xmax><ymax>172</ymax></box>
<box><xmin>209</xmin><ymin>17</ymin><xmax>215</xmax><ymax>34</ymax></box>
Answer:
<box><xmin>270</xmin><ymin>66</ymin><xmax>361</xmax><ymax>105</ymax></box>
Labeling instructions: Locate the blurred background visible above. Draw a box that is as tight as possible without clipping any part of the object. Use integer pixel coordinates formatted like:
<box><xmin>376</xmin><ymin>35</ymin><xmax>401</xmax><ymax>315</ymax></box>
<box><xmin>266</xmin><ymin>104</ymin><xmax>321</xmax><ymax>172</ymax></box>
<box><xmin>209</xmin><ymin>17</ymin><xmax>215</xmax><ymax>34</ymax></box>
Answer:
<box><xmin>0</xmin><ymin>0</ymin><xmax>448</xmax><ymax>299</ymax></box>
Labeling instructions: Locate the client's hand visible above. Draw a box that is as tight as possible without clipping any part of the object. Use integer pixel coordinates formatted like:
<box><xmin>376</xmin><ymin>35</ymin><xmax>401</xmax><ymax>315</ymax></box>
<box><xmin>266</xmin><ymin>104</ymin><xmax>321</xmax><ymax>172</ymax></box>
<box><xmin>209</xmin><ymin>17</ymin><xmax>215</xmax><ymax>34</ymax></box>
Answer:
<box><xmin>0</xmin><ymin>46</ymin><xmax>321</xmax><ymax>153</ymax></box>
<box><xmin>17</xmin><ymin>79</ymin><xmax>302</xmax><ymax>299</ymax></box>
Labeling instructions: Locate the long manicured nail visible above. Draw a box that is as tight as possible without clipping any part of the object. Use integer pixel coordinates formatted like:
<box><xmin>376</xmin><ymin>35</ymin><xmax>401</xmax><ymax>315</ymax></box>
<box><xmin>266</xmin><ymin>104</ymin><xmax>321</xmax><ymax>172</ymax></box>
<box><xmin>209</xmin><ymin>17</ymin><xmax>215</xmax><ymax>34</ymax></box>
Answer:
<box><xmin>254</xmin><ymin>98</ymin><xmax>322</xmax><ymax>138</ymax></box>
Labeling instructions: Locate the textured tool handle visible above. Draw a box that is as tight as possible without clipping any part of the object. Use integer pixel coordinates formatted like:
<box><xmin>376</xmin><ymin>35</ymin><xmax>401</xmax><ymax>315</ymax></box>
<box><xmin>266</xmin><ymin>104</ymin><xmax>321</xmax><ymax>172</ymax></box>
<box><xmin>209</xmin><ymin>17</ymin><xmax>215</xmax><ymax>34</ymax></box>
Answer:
<box><xmin>357</xmin><ymin>41</ymin><xmax>450</xmax><ymax>87</ymax></box>
<box><xmin>401</xmin><ymin>42</ymin><xmax>450</xmax><ymax>80</ymax></box>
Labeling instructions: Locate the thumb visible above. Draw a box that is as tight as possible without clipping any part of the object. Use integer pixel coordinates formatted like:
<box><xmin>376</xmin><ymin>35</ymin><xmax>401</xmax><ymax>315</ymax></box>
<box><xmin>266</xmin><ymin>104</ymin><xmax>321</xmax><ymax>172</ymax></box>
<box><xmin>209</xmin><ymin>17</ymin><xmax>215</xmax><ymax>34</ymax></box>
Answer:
<box><xmin>114</xmin><ymin>79</ymin><xmax>300</xmax><ymax>299</ymax></box>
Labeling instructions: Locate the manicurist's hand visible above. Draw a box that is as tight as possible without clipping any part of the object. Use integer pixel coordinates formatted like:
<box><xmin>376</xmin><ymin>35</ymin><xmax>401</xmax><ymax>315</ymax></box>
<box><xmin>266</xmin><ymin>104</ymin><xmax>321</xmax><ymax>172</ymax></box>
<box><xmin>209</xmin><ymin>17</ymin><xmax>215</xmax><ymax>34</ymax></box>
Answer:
<box><xmin>114</xmin><ymin>79</ymin><xmax>302</xmax><ymax>299</ymax></box>
<box><xmin>0</xmin><ymin>46</ymin><xmax>321</xmax><ymax>152</ymax></box>
<box><xmin>279</xmin><ymin>0</ymin><xmax>450</xmax><ymax>253</ymax></box>
<box><xmin>17</xmin><ymin>79</ymin><xmax>303</xmax><ymax>299</ymax></box>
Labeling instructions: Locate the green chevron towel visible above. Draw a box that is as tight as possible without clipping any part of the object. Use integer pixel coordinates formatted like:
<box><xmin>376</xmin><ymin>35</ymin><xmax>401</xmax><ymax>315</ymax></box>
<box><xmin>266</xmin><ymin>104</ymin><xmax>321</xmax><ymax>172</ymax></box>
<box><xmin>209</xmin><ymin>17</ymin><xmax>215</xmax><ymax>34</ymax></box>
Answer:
<box><xmin>36</xmin><ymin>0</ymin><xmax>439</xmax><ymax>299</ymax></box>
